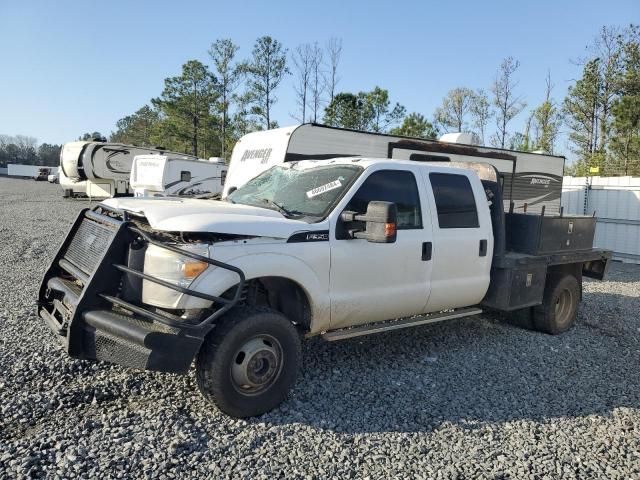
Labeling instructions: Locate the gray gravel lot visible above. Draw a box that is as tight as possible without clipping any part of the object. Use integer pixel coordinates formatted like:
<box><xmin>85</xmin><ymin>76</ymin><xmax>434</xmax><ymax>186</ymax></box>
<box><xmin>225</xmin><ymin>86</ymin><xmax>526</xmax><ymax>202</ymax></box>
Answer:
<box><xmin>1</xmin><ymin>177</ymin><xmax>639</xmax><ymax>479</ymax></box>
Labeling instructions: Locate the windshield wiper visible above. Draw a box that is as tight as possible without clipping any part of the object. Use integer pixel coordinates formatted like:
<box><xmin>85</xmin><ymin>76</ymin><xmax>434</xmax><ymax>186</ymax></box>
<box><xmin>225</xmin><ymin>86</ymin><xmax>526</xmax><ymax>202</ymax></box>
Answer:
<box><xmin>260</xmin><ymin>198</ymin><xmax>303</xmax><ymax>217</ymax></box>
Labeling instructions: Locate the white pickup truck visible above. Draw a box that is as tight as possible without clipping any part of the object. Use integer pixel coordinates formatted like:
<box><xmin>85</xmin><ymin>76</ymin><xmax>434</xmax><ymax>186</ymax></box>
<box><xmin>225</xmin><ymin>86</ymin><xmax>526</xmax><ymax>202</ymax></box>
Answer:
<box><xmin>38</xmin><ymin>158</ymin><xmax>610</xmax><ymax>417</ymax></box>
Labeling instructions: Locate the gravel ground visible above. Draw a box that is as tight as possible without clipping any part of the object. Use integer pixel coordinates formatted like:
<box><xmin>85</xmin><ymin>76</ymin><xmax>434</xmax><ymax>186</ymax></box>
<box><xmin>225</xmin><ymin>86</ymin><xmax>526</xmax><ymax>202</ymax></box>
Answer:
<box><xmin>1</xmin><ymin>177</ymin><xmax>639</xmax><ymax>479</ymax></box>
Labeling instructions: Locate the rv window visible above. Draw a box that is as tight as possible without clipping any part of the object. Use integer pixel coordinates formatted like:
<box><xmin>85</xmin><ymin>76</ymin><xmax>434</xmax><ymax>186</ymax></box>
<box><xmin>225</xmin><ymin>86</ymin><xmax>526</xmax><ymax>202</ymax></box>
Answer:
<box><xmin>181</xmin><ymin>171</ymin><xmax>191</xmax><ymax>182</ymax></box>
<box><xmin>221</xmin><ymin>170</ymin><xmax>227</xmax><ymax>185</ymax></box>
<box><xmin>409</xmin><ymin>154</ymin><xmax>450</xmax><ymax>162</ymax></box>
<box><xmin>345</xmin><ymin>170</ymin><xmax>422</xmax><ymax>229</ymax></box>
<box><xmin>429</xmin><ymin>173</ymin><xmax>479</xmax><ymax>229</ymax></box>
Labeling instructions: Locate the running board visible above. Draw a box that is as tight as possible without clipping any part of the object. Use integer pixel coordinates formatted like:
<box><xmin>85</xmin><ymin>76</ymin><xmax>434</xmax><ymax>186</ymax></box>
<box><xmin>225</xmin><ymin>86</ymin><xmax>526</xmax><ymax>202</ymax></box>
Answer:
<box><xmin>321</xmin><ymin>307</ymin><xmax>482</xmax><ymax>342</ymax></box>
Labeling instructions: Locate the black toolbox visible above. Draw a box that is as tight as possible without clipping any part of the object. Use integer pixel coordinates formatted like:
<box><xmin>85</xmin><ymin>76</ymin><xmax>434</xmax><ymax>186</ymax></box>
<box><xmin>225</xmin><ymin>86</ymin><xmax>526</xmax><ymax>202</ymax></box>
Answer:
<box><xmin>505</xmin><ymin>212</ymin><xmax>596</xmax><ymax>255</ymax></box>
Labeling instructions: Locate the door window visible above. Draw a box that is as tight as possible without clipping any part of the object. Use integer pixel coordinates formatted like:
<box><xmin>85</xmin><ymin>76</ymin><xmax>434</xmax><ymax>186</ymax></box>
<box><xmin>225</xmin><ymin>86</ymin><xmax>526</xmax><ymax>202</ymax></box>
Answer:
<box><xmin>429</xmin><ymin>173</ymin><xmax>479</xmax><ymax>228</ymax></box>
<box><xmin>344</xmin><ymin>170</ymin><xmax>422</xmax><ymax>229</ymax></box>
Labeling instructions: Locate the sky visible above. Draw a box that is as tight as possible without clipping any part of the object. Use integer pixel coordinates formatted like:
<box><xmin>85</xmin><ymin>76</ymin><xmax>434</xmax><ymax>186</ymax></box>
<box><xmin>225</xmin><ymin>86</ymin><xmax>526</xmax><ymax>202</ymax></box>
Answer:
<box><xmin>0</xmin><ymin>0</ymin><xmax>638</xmax><ymax>158</ymax></box>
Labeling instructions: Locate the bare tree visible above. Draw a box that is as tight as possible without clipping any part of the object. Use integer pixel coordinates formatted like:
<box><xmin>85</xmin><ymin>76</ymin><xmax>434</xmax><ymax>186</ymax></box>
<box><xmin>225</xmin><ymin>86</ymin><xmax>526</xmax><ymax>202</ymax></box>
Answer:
<box><xmin>309</xmin><ymin>42</ymin><xmax>325</xmax><ymax>122</ymax></box>
<box><xmin>470</xmin><ymin>89</ymin><xmax>492</xmax><ymax>144</ymax></box>
<box><xmin>531</xmin><ymin>71</ymin><xmax>563</xmax><ymax>153</ymax></box>
<box><xmin>491</xmin><ymin>57</ymin><xmax>526</xmax><ymax>148</ymax></box>
<box><xmin>291</xmin><ymin>43</ymin><xmax>313</xmax><ymax>122</ymax></box>
<box><xmin>324</xmin><ymin>37</ymin><xmax>342</xmax><ymax>104</ymax></box>
<box><xmin>434</xmin><ymin>87</ymin><xmax>475</xmax><ymax>132</ymax></box>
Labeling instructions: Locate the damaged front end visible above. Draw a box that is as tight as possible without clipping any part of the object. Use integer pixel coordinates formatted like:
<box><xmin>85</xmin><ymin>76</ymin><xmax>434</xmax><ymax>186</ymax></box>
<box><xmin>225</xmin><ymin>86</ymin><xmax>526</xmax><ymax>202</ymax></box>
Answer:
<box><xmin>37</xmin><ymin>205</ymin><xmax>245</xmax><ymax>373</ymax></box>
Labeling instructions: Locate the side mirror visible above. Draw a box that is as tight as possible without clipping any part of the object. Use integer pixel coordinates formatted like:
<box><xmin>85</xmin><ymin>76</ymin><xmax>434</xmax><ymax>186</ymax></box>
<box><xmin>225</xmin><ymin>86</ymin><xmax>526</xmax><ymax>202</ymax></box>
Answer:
<box><xmin>341</xmin><ymin>201</ymin><xmax>397</xmax><ymax>243</ymax></box>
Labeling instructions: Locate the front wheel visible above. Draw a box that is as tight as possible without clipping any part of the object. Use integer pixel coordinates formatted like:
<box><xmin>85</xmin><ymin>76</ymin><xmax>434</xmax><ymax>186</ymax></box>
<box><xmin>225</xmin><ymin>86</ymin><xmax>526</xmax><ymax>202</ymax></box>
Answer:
<box><xmin>196</xmin><ymin>306</ymin><xmax>301</xmax><ymax>418</ymax></box>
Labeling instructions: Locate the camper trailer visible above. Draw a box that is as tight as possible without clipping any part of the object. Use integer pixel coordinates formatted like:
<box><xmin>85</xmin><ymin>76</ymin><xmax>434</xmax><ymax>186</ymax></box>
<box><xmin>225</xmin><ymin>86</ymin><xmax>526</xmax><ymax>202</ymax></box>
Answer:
<box><xmin>223</xmin><ymin>124</ymin><xmax>565</xmax><ymax>214</ymax></box>
<box><xmin>130</xmin><ymin>155</ymin><xmax>227</xmax><ymax>197</ymax></box>
<box><xmin>59</xmin><ymin>141</ymin><xmax>196</xmax><ymax>198</ymax></box>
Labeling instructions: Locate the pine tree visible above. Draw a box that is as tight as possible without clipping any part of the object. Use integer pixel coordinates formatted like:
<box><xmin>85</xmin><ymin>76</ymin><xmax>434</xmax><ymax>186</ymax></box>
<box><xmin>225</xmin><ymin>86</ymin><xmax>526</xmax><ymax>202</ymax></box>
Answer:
<box><xmin>564</xmin><ymin>60</ymin><xmax>601</xmax><ymax>174</ymax></box>
<box><xmin>151</xmin><ymin>60</ymin><xmax>219</xmax><ymax>157</ymax></box>
<box><xmin>245</xmin><ymin>36</ymin><xmax>289</xmax><ymax>128</ymax></box>
<box><xmin>209</xmin><ymin>39</ymin><xmax>244</xmax><ymax>158</ymax></box>
<box><xmin>389</xmin><ymin>113</ymin><xmax>439</xmax><ymax>139</ymax></box>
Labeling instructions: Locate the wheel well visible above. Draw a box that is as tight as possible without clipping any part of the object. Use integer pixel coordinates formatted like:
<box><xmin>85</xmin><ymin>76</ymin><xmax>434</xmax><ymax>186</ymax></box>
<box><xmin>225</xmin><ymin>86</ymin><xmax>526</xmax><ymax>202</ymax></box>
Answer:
<box><xmin>241</xmin><ymin>277</ymin><xmax>312</xmax><ymax>332</ymax></box>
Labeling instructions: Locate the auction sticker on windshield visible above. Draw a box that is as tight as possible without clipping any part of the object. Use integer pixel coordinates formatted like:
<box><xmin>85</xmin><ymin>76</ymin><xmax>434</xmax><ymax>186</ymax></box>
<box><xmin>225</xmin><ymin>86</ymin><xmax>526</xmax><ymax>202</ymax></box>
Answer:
<box><xmin>306</xmin><ymin>179</ymin><xmax>342</xmax><ymax>198</ymax></box>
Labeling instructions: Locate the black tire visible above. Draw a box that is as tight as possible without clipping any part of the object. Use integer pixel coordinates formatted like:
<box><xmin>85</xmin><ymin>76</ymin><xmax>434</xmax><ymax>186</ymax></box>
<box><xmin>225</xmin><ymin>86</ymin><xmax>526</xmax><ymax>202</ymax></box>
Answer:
<box><xmin>196</xmin><ymin>306</ymin><xmax>301</xmax><ymax>418</ymax></box>
<box><xmin>533</xmin><ymin>274</ymin><xmax>580</xmax><ymax>334</ymax></box>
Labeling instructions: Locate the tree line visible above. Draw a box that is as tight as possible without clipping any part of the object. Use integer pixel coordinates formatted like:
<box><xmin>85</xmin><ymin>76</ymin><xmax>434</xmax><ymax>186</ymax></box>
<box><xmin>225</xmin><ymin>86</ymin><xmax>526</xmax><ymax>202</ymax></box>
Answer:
<box><xmin>0</xmin><ymin>132</ymin><xmax>108</xmax><ymax>168</ymax></box>
<box><xmin>0</xmin><ymin>135</ymin><xmax>61</xmax><ymax>168</ymax></box>
<box><xmin>2</xmin><ymin>25</ymin><xmax>637</xmax><ymax>176</ymax></box>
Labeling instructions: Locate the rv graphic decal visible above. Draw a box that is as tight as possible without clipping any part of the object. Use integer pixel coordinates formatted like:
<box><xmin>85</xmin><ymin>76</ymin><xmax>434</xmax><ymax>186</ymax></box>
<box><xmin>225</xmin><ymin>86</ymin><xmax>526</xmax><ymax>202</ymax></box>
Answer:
<box><xmin>241</xmin><ymin>148</ymin><xmax>272</xmax><ymax>164</ymax></box>
<box><xmin>176</xmin><ymin>176</ymin><xmax>222</xmax><ymax>195</ymax></box>
<box><xmin>518</xmin><ymin>173</ymin><xmax>560</xmax><ymax>187</ymax></box>
<box><xmin>103</xmin><ymin>148</ymin><xmax>133</xmax><ymax>174</ymax></box>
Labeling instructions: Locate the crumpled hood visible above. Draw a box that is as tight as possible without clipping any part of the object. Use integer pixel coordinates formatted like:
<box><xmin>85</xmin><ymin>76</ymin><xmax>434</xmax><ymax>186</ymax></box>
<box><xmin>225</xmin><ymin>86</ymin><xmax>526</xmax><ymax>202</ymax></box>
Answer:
<box><xmin>102</xmin><ymin>197</ymin><xmax>311</xmax><ymax>238</ymax></box>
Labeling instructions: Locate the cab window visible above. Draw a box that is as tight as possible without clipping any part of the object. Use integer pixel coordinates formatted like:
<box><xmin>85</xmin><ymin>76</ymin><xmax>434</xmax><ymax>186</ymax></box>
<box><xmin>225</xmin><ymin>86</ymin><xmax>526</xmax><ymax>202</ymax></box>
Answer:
<box><xmin>429</xmin><ymin>173</ymin><xmax>479</xmax><ymax>228</ymax></box>
<box><xmin>344</xmin><ymin>170</ymin><xmax>422</xmax><ymax>229</ymax></box>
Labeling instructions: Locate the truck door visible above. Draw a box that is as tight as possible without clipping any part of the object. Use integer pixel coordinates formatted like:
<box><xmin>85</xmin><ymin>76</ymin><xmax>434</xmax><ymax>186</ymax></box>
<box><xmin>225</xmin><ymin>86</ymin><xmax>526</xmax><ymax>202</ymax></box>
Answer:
<box><xmin>329</xmin><ymin>167</ymin><xmax>433</xmax><ymax>329</ymax></box>
<box><xmin>422</xmin><ymin>171</ymin><xmax>493</xmax><ymax>312</ymax></box>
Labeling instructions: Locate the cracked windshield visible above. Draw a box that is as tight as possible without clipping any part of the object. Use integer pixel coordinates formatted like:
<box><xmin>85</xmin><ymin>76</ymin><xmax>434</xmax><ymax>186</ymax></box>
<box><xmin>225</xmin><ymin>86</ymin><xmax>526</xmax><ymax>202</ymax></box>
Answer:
<box><xmin>227</xmin><ymin>162</ymin><xmax>362</xmax><ymax>220</ymax></box>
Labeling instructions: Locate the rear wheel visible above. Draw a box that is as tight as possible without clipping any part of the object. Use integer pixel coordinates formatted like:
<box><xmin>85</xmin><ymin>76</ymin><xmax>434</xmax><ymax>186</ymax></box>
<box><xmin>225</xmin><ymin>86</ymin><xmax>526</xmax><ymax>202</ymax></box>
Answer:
<box><xmin>196</xmin><ymin>306</ymin><xmax>301</xmax><ymax>418</ymax></box>
<box><xmin>533</xmin><ymin>274</ymin><xmax>580</xmax><ymax>334</ymax></box>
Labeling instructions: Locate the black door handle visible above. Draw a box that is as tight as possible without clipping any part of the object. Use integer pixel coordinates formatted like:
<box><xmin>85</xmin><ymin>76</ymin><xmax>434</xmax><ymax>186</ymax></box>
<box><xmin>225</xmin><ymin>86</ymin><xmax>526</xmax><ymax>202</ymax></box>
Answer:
<box><xmin>422</xmin><ymin>242</ymin><xmax>432</xmax><ymax>261</ymax></box>
<box><xmin>479</xmin><ymin>239</ymin><xmax>488</xmax><ymax>257</ymax></box>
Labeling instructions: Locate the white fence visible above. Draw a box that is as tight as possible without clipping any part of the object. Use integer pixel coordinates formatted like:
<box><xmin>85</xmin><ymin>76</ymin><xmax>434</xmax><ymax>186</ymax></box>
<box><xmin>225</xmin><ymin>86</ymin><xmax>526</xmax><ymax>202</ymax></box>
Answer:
<box><xmin>562</xmin><ymin>176</ymin><xmax>640</xmax><ymax>264</ymax></box>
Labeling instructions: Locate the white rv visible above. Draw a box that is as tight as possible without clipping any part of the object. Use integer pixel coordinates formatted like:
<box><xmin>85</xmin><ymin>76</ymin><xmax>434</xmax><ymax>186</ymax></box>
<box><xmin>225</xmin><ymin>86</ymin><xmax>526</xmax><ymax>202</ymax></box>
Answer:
<box><xmin>223</xmin><ymin>124</ymin><xmax>566</xmax><ymax>213</ymax></box>
<box><xmin>59</xmin><ymin>141</ymin><xmax>196</xmax><ymax>198</ymax></box>
<box><xmin>130</xmin><ymin>155</ymin><xmax>227</xmax><ymax>197</ymax></box>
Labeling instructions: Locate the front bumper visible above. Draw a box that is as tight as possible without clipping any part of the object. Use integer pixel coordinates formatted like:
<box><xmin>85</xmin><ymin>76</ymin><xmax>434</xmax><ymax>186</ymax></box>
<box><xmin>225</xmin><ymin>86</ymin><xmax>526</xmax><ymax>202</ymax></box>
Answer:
<box><xmin>37</xmin><ymin>206</ymin><xmax>244</xmax><ymax>374</ymax></box>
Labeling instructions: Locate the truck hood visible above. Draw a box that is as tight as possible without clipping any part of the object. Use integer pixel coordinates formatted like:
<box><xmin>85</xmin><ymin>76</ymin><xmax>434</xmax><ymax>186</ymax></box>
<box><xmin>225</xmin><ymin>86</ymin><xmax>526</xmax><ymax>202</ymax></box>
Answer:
<box><xmin>102</xmin><ymin>197</ymin><xmax>312</xmax><ymax>238</ymax></box>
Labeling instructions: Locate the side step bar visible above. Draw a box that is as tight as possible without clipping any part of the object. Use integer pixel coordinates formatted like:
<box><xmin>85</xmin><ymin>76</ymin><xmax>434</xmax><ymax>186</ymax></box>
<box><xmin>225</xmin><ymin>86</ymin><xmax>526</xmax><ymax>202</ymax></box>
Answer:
<box><xmin>321</xmin><ymin>307</ymin><xmax>483</xmax><ymax>342</ymax></box>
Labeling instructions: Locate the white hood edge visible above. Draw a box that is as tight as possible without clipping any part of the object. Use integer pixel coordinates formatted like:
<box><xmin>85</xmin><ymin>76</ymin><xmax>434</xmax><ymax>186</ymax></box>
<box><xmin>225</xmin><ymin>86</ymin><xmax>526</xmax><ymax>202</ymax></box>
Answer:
<box><xmin>101</xmin><ymin>197</ymin><xmax>313</xmax><ymax>239</ymax></box>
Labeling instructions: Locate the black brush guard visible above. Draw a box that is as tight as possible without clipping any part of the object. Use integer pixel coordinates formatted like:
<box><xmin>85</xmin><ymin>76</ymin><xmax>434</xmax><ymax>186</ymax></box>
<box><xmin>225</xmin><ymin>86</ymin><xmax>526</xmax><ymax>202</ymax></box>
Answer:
<box><xmin>37</xmin><ymin>206</ymin><xmax>245</xmax><ymax>374</ymax></box>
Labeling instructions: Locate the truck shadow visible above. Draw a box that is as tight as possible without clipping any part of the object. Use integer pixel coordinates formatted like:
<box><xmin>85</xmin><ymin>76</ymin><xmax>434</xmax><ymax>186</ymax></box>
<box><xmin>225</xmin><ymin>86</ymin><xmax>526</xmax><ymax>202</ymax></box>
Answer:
<box><xmin>260</xmin><ymin>290</ymin><xmax>640</xmax><ymax>434</ymax></box>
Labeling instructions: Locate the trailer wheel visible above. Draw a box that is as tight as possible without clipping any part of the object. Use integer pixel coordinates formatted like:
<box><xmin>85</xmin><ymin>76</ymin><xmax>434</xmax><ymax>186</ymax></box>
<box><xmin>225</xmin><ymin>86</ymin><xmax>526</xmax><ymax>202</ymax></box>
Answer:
<box><xmin>196</xmin><ymin>306</ymin><xmax>301</xmax><ymax>418</ymax></box>
<box><xmin>533</xmin><ymin>274</ymin><xmax>580</xmax><ymax>334</ymax></box>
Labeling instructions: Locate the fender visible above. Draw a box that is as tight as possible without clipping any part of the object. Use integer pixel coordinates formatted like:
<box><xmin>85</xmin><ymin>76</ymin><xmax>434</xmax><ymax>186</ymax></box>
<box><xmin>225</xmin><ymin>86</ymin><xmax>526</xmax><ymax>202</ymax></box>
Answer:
<box><xmin>180</xmin><ymin>251</ymin><xmax>331</xmax><ymax>333</ymax></box>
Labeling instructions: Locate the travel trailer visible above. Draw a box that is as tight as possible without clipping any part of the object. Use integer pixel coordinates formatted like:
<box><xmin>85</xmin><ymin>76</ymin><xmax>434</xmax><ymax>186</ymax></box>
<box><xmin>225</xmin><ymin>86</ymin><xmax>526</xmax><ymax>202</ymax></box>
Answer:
<box><xmin>59</xmin><ymin>141</ymin><xmax>196</xmax><ymax>198</ymax></box>
<box><xmin>223</xmin><ymin>124</ymin><xmax>566</xmax><ymax>214</ymax></box>
<box><xmin>130</xmin><ymin>155</ymin><xmax>227</xmax><ymax>197</ymax></box>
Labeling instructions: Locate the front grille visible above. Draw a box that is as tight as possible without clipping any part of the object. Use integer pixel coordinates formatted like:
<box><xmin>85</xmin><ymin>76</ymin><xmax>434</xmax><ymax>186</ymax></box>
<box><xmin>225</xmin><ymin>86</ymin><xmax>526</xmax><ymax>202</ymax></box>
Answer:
<box><xmin>63</xmin><ymin>218</ymin><xmax>117</xmax><ymax>275</ymax></box>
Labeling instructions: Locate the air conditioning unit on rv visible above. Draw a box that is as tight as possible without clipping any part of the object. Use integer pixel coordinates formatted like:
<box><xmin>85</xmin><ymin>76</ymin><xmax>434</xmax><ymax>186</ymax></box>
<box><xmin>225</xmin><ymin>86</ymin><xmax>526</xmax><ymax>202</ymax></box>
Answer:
<box><xmin>439</xmin><ymin>132</ymin><xmax>481</xmax><ymax>145</ymax></box>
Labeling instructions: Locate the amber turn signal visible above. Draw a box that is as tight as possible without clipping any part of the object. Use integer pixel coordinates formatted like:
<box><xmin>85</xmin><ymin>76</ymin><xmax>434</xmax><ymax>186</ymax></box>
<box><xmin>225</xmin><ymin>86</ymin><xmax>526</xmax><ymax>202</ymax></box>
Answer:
<box><xmin>183</xmin><ymin>261</ymin><xmax>208</xmax><ymax>278</ymax></box>
<box><xmin>384</xmin><ymin>222</ymin><xmax>396</xmax><ymax>237</ymax></box>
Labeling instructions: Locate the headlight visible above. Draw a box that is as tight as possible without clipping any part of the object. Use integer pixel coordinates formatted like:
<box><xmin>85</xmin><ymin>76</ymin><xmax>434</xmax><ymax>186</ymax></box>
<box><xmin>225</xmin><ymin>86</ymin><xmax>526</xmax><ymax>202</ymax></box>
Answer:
<box><xmin>142</xmin><ymin>243</ymin><xmax>210</xmax><ymax>308</ymax></box>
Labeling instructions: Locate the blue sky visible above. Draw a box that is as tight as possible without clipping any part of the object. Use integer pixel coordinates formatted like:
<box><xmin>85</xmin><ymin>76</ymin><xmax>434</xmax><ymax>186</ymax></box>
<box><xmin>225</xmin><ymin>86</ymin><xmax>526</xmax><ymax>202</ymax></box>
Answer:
<box><xmin>0</xmin><ymin>0</ymin><xmax>637</xmax><ymax>158</ymax></box>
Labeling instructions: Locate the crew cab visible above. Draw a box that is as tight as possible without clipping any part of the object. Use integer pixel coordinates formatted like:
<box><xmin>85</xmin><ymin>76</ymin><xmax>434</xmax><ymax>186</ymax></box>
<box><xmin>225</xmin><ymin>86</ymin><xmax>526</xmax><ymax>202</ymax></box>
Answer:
<box><xmin>38</xmin><ymin>158</ymin><xmax>610</xmax><ymax>417</ymax></box>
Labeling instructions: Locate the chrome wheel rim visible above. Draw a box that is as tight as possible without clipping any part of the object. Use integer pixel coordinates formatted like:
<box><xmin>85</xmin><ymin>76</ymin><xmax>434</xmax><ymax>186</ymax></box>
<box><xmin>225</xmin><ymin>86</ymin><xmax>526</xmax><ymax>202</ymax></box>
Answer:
<box><xmin>230</xmin><ymin>334</ymin><xmax>283</xmax><ymax>395</ymax></box>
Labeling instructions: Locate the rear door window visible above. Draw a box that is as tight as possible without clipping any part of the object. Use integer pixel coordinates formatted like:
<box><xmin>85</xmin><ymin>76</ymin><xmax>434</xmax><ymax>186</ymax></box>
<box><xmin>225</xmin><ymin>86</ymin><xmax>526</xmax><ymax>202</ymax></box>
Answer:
<box><xmin>429</xmin><ymin>173</ymin><xmax>479</xmax><ymax>228</ymax></box>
